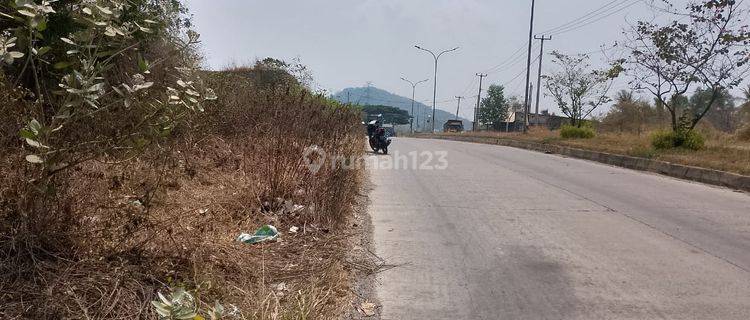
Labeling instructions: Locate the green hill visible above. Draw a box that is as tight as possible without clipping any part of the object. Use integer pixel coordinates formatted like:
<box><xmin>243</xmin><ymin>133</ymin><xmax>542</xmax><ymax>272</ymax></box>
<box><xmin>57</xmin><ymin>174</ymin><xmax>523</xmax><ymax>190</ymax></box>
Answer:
<box><xmin>332</xmin><ymin>86</ymin><xmax>472</xmax><ymax>131</ymax></box>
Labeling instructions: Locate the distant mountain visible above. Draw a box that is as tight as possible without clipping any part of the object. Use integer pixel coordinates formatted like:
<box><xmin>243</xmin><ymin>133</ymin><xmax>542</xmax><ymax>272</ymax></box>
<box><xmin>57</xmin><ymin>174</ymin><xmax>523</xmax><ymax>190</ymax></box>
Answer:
<box><xmin>332</xmin><ymin>86</ymin><xmax>472</xmax><ymax>132</ymax></box>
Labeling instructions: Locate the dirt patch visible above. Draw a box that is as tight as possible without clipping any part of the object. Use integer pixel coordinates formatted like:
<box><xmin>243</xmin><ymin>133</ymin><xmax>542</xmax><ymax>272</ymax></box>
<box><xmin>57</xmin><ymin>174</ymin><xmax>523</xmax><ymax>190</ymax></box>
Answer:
<box><xmin>342</xmin><ymin>176</ymin><xmax>384</xmax><ymax>319</ymax></box>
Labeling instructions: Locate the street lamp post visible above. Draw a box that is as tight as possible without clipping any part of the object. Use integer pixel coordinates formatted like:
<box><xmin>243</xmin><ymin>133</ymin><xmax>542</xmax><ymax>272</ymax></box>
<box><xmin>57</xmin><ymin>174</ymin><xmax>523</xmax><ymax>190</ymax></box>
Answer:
<box><xmin>415</xmin><ymin>45</ymin><xmax>459</xmax><ymax>133</ymax></box>
<box><xmin>400</xmin><ymin>77</ymin><xmax>429</xmax><ymax>134</ymax></box>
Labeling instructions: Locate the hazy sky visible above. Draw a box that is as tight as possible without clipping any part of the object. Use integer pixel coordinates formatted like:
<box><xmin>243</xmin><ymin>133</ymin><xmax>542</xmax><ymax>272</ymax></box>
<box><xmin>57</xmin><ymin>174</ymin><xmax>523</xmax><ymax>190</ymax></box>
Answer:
<box><xmin>184</xmin><ymin>0</ymin><xmax>694</xmax><ymax>119</ymax></box>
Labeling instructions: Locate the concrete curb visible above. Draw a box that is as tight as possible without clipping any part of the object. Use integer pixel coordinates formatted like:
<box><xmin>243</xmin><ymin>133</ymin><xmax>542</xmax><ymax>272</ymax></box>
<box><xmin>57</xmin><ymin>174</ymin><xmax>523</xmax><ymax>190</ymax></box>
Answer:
<box><xmin>419</xmin><ymin>135</ymin><xmax>750</xmax><ymax>192</ymax></box>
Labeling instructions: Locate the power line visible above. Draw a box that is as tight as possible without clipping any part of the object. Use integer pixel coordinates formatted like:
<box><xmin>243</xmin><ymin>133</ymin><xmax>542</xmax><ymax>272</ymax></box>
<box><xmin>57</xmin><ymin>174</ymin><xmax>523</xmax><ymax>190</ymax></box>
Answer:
<box><xmin>502</xmin><ymin>55</ymin><xmax>540</xmax><ymax>88</ymax></box>
<box><xmin>482</xmin><ymin>44</ymin><xmax>527</xmax><ymax>74</ymax></box>
<box><xmin>485</xmin><ymin>43</ymin><xmax>540</xmax><ymax>81</ymax></box>
<box><xmin>479</xmin><ymin>0</ymin><xmax>641</xmax><ymax>77</ymax></box>
<box><xmin>458</xmin><ymin>76</ymin><xmax>479</xmax><ymax>97</ymax></box>
<box><xmin>548</xmin><ymin>0</ymin><xmax>642</xmax><ymax>36</ymax></box>
<box><xmin>538</xmin><ymin>0</ymin><xmax>629</xmax><ymax>35</ymax></box>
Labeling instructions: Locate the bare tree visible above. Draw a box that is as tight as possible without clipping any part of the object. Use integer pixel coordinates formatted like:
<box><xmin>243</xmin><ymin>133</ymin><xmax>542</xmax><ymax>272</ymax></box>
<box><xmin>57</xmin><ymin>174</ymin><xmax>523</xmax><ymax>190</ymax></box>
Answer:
<box><xmin>623</xmin><ymin>0</ymin><xmax>750</xmax><ymax>133</ymax></box>
<box><xmin>543</xmin><ymin>51</ymin><xmax>617</xmax><ymax>127</ymax></box>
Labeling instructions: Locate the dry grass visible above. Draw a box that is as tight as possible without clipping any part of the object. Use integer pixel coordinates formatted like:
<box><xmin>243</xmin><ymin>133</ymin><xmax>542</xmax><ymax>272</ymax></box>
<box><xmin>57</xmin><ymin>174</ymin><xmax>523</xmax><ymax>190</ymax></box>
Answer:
<box><xmin>0</xmin><ymin>70</ymin><xmax>364</xmax><ymax>318</ymax></box>
<box><xmin>738</xmin><ymin>125</ymin><xmax>750</xmax><ymax>142</ymax></box>
<box><xmin>438</xmin><ymin>126</ymin><xmax>750</xmax><ymax>175</ymax></box>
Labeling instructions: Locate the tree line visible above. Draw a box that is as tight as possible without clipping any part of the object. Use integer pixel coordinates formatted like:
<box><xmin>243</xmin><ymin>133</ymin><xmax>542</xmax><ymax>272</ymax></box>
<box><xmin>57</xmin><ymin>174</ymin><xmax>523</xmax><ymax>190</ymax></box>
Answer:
<box><xmin>476</xmin><ymin>0</ymin><xmax>750</xmax><ymax>147</ymax></box>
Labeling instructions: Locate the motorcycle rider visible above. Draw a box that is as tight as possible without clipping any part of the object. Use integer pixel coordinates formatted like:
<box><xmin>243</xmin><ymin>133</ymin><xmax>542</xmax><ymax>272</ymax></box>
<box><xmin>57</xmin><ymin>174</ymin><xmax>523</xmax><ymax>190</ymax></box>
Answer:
<box><xmin>374</xmin><ymin>127</ymin><xmax>389</xmax><ymax>145</ymax></box>
<box><xmin>367</xmin><ymin>120</ymin><xmax>380</xmax><ymax>138</ymax></box>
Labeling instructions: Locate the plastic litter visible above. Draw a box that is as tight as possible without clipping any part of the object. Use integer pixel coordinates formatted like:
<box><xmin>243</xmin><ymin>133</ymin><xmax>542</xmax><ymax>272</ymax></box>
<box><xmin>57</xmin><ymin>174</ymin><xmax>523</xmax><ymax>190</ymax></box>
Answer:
<box><xmin>289</xmin><ymin>226</ymin><xmax>299</xmax><ymax>233</ymax></box>
<box><xmin>273</xmin><ymin>282</ymin><xmax>288</xmax><ymax>292</ymax></box>
<box><xmin>236</xmin><ymin>225</ymin><xmax>279</xmax><ymax>244</ymax></box>
<box><xmin>359</xmin><ymin>301</ymin><xmax>377</xmax><ymax>317</ymax></box>
<box><xmin>281</xmin><ymin>199</ymin><xmax>305</xmax><ymax>214</ymax></box>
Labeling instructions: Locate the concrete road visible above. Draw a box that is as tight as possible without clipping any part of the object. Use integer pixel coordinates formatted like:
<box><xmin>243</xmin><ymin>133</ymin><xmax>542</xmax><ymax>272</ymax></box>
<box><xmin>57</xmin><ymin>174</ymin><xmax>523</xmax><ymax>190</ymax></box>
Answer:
<box><xmin>368</xmin><ymin>138</ymin><xmax>750</xmax><ymax>320</ymax></box>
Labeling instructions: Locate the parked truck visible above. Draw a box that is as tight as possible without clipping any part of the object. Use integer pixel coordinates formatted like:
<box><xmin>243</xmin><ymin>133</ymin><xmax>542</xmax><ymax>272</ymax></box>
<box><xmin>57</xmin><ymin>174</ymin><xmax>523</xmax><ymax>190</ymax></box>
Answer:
<box><xmin>443</xmin><ymin>120</ymin><xmax>464</xmax><ymax>133</ymax></box>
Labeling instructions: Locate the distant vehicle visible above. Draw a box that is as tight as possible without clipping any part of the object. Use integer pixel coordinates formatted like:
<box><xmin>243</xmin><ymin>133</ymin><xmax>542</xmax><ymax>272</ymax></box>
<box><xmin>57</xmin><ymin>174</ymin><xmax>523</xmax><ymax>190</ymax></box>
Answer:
<box><xmin>443</xmin><ymin>120</ymin><xmax>464</xmax><ymax>132</ymax></box>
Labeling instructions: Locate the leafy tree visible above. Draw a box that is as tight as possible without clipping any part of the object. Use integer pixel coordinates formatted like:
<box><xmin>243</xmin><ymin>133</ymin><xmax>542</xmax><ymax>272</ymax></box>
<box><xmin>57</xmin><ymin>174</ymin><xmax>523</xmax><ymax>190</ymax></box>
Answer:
<box><xmin>362</xmin><ymin>105</ymin><xmax>410</xmax><ymax>125</ymax></box>
<box><xmin>623</xmin><ymin>0</ymin><xmax>750</xmax><ymax>133</ymax></box>
<box><xmin>601</xmin><ymin>90</ymin><xmax>655</xmax><ymax>134</ymax></box>
<box><xmin>543</xmin><ymin>51</ymin><xmax>616</xmax><ymax>127</ymax></box>
<box><xmin>478</xmin><ymin>84</ymin><xmax>510</xmax><ymax>129</ymax></box>
<box><xmin>689</xmin><ymin>87</ymin><xmax>735</xmax><ymax>132</ymax></box>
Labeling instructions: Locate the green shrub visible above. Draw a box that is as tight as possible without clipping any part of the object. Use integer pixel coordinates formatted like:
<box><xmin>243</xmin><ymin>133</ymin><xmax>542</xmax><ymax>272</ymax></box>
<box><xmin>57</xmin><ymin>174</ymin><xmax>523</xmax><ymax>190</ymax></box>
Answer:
<box><xmin>650</xmin><ymin>130</ymin><xmax>705</xmax><ymax>150</ymax></box>
<box><xmin>560</xmin><ymin>125</ymin><xmax>595</xmax><ymax>139</ymax></box>
<box><xmin>650</xmin><ymin>130</ymin><xmax>677</xmax><ymax>149</ymax></box>
<box><xmin>682</xmin><ymin>130</ymin><xmax>706</xmax><ymax>150</ymax></box>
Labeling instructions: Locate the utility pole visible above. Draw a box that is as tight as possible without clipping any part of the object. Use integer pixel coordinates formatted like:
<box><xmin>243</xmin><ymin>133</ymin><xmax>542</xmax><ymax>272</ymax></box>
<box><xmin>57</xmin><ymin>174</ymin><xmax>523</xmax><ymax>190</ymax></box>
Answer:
<box><xmin>346</xmin><ymin>91</ymin><xmax>351</xmax><ymax>104</ymax></box>
<box><xmin>522</xmin><ymin>0</ymin><xmax>536</xmax><ymax>133</ymax></box>
<box><xmin>455</xmin><ymin>96</ymin><xmax>464</xmax><ymax>120</ymax></box>
<box><xmin>474</xmin><ymin>73</ymin><xmax>487</xmax><ymax>131</ymax></box>
<box><xmin>359</xmin><ymin>81</ymin><xmax>373</xmax><ymax>106</ymax></box>
<box><xmin>528</xmin><ymin>82</ymin><xmax>533</xmax><ymax>125</ymax></box>
<box><xmin>401</xmin><ymin>77</ymin><xmax>429</xmax><ymax>134</ymax></box>
<box><xmin>365</xmin><ymin>81</ymin><xmax>373</xmax><ymax>104</ymax></box>
<box><xmin>415</xmin><ymin>45</ymin><xmax>459</xmax><ymax>133</ymax></box>
<box><xmin>534</xmin><ymin>35</ymin><xmax>552</xmax><ymax>126</ymax></box>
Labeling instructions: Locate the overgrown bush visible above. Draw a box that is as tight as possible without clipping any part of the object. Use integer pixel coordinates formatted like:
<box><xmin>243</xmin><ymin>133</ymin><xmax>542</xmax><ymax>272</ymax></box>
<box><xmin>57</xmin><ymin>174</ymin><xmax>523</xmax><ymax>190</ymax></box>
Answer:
<box><xmin>0</xmin><ymin>0</ymin><xmax>216</xmax><ymax>247</ymax></box>
<box><xmin>197</xmin><ymin>70</ymin><xmax>363</xmax><ymax>224</ymax></box>
<box><xmin>650</xmin><ymin>129</ymin><xmax>705</xmax><ymax>150</ymax></box>
<box><xmin>1</xmin><ymin>1</ymin><xmax>363</xmax><ymax>319</ymax></box>
<box><xmin>650</xmin><ymin>130</ymin><xmax>677</xmax><ymax>150</ymax></box>
<box><xmin>560</xmin><ymin>124</ymin><xmax>595</xmax><ymax>139</ymax></box>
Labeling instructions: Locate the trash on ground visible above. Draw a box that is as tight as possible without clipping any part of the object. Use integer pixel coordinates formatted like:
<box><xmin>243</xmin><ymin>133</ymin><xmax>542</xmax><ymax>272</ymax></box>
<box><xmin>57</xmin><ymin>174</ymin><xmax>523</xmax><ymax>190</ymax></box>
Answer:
<box><xmin>359</xmin><ymin>301</ymin><xmax>377</xmax><ymax>317</ymax></box>
<box><xmin>236</xmin><ymin>225</ymin><xmax>279</xmax><ymax>244</ymax></box>
<box><xmin>131</xmin><ymin>199</ymin><xmax>144</xmax><ymax>208</ymax></box>
<box><xmin>282</xmin><ymin>199</ymin><xmax>305</xmax><ymax>214</ymax></box>
<box><xmin>273</xmin><ymin>282</ymin><xmax>288</xmax><ymax>292</ymax></box>
<box><xmin>289</xmin><ymin>226</ymin><xmax>299</xmax><ymax>233</ymax></box>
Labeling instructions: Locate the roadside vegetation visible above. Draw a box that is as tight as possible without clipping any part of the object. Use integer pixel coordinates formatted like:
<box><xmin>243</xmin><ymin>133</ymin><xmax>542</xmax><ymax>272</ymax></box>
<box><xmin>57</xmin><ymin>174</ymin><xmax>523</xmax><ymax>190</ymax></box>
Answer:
<box><xmin>1</xmin><ymin>1</ymin><xmax>362</xmax><ymax>319</ymax></box>
<box><xmin>451</xmin><ymin>125</ymin><xmax>750</xmax><ymax>175</ymax></box>
<box><xmin>559</xmin><ymin>125</ymin><xmax>595</xmax><ymax>139</ymax></box>
<box><xmin>442</xmin><ymin>0</ymin><xmax>750</xmax><ymax>176</ymax></box>
<box><xmin>435</xmin><ymin>83</ymin><xmax>750</xmax><ymax>175</ymax></box>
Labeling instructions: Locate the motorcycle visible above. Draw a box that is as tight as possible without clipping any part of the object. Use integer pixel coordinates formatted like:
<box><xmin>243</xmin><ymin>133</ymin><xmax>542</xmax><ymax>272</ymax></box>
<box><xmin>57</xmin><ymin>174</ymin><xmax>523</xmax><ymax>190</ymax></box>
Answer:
<box><xmin>368</xmin><ymin>127</ymin><xmax>391</xmax><ymax>155</ymax></box>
